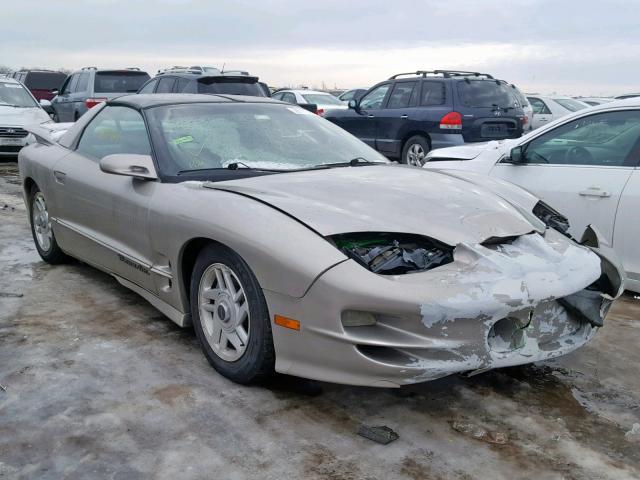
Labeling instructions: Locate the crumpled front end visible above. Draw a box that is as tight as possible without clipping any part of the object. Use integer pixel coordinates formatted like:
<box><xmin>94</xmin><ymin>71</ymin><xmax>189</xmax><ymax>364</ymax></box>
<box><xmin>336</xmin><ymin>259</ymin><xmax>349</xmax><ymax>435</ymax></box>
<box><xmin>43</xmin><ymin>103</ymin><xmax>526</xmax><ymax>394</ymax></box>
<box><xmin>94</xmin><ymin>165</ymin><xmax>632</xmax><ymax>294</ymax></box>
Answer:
<box><xmin>266</xmin><ymin>227</ymin><xmax>624</xmax><ymax>387</ymax></box>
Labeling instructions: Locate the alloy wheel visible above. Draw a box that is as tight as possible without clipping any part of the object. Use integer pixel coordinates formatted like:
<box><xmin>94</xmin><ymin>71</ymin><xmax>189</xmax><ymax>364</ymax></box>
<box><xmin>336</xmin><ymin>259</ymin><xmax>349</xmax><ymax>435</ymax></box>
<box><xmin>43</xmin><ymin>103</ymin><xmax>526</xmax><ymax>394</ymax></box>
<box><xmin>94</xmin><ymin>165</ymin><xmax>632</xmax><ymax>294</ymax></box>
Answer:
<box><xmin>406</xmin><ymin>143</ymin><xmax>426</xmax><ymax>166</ymax></box>
<box><xmin>32</xmin><ymin>192</ymin><xmax>52</xmax><ymax>252</ymax></box>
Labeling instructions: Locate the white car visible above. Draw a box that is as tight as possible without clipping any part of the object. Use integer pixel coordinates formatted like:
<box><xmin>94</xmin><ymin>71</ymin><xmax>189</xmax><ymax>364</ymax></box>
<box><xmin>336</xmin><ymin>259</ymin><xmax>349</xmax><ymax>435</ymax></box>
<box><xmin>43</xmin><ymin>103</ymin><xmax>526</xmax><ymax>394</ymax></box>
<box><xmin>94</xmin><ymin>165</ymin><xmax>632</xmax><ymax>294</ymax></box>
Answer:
<box><xmin>271</xmin><ymin>89</ymin><xmax>347</xmax><ymax>116</ymax></box>
<box><xmin>0</xmin><ymin>77</ymin><xmax>52</xmax><ymax>157</ymax></box>
<box><xmin>424</xmin><ymin>98</ymin><xmax>640</xmax><ymax>292</ymax></box>
<box><xmin>527</xmin><ymin>95</ymin><xmax>590</xmax><ymax>130</ymax></box>
<box><xmin>508</xmin><ymin>84</ymin><xmax>534</xmax><ymax>131</ymax></box>
<box><xmin>576</xmin><ymin>97</ymin><xmax>614</xmax><ymax>107</ymax></box>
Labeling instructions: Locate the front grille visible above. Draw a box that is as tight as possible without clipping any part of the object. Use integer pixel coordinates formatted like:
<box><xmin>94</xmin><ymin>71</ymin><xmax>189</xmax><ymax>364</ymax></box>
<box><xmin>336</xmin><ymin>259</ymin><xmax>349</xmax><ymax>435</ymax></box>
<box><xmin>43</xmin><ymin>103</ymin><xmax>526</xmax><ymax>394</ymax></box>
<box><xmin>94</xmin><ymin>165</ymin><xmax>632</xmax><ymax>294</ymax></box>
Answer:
<box><xmin>0</xmin><ymin>146</ymin><xmax>23</xmax><ymax>153</ymax></box>
<box><xmin>0</xmin><ymin>127</ymin><xmax>28</xmax><ymax>138</ymax></box>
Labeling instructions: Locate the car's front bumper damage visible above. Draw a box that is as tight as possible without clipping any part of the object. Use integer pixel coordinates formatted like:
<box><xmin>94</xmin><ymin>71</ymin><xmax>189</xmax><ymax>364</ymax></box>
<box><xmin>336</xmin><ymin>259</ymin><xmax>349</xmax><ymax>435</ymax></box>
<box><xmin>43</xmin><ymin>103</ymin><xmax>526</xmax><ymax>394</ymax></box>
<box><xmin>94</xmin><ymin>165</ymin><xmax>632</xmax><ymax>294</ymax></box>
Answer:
<box><xmin>266</xmin><ymin>226</ymin><xmax>624</xmax><ymax>387</ymax></box>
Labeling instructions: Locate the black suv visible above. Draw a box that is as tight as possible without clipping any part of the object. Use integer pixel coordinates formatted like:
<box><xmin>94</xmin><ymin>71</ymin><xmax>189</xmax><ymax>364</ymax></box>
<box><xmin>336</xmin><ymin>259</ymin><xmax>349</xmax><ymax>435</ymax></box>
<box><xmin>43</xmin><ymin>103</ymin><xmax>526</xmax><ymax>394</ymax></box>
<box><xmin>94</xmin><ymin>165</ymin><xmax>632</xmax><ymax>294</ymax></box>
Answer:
<box><xmin>137</xmin><ymin>69</ymin><xmax>269</xmax><ymax>97</ymax></box>
<box><xmin>324</xmin><ymin>70</ymin><xmax>525</xmax><ymax>165</ymax></box>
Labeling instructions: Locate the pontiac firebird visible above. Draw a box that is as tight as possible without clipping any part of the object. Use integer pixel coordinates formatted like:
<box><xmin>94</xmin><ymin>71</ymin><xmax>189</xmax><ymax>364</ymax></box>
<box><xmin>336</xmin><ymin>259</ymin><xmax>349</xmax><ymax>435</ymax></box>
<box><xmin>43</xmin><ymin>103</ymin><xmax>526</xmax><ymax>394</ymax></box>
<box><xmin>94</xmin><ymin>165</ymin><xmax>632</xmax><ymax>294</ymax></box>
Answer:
<box><xmin>19</xmin><ymin>94</ymin><xmax>624</xmax><ymax>387</ymax></box>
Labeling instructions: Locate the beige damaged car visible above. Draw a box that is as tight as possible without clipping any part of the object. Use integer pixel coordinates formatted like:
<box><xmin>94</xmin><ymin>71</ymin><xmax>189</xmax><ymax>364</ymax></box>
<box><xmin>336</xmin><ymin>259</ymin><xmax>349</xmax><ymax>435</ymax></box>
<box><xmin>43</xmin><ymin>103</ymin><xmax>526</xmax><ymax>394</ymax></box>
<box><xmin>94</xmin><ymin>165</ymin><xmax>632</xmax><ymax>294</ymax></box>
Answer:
<box><xmin>19</xmin><ymin>94</ymin><xmax>624</xmax><ymax>387</ymax></box>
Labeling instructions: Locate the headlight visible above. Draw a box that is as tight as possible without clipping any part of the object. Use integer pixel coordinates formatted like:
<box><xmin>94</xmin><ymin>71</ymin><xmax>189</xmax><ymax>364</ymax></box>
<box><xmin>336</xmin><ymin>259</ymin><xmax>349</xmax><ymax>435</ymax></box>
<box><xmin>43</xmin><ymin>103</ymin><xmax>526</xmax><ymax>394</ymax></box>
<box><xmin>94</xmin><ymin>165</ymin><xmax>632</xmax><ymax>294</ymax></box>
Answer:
<box><xmin>532</xmin><ymin>201</ymin><xmax>570</xmax><ymax>236</ymax></box>
<box><xmin>329</xmin><ymin>232</ymin><xmax>453</xmax><ymax>275</ymax></box>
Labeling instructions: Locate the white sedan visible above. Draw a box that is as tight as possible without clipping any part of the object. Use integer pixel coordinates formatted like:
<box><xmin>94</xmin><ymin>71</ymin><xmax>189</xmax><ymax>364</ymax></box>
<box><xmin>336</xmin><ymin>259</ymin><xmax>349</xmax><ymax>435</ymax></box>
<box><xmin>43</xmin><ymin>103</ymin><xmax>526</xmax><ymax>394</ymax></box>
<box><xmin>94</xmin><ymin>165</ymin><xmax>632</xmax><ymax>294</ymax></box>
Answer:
<box><xmin>424</xmin><ymin>98</ymin><xmax>640</xmax><ymax>292</ymax></box>
<box><xmin>271</xmin><ymin>89</ymin><xmax>347</xmax><ymax>116</ymax></box>
<box><xmin>527</xmin><ymin>95</ymin><xmax>590</xmax><ymax>130</ymax></box>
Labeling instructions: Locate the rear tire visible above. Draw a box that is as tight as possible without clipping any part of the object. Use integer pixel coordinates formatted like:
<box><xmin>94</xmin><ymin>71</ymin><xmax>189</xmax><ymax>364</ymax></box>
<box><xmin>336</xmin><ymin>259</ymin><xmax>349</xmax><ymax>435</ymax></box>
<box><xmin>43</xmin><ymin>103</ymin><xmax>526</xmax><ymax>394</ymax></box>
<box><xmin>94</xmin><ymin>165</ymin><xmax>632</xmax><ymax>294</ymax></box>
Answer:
<box><xmin>401</xmin><ymin>135</ymin><xmax>430</xmax><ymax>166</ymax></box>
<box><xmin>190</xmin><ymin>244</ymin><xmax>275</xmax><ymax>384</ymax></box>
<box><xmin>28</xmin><ymin>186</ymin><xmax>68</xmax><ymax>264</ymax></box>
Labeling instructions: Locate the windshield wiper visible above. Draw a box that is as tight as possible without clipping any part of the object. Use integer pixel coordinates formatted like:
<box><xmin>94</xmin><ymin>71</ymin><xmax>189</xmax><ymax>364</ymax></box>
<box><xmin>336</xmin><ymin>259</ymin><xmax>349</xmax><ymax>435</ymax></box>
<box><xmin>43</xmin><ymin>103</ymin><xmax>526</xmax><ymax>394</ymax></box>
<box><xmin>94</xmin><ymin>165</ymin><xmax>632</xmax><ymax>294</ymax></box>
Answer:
<box><xmin>315</xmin><ymin>157</ymin><xmax>384</xmax><ymax>168</ymax></box>
<box><xmin>177</xmin><ymin>164</ymin><xmax>289</xmax><ymax>175</ymax></box>
<box><xmin>491</xmin><ymin>103</ymin><xmax>516</xmax><ymax>111</ymax></box>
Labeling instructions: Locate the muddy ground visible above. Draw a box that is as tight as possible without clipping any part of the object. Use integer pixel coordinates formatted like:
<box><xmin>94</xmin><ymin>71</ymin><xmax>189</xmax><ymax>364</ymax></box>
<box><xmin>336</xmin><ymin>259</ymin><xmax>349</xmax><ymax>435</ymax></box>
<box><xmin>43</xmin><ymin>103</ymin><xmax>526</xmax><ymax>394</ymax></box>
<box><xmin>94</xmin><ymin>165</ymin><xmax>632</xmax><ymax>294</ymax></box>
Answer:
<box><xmin>1</xmin><ymin>162</ymin><xmax>639</xmax><ymax>479</ymax></box>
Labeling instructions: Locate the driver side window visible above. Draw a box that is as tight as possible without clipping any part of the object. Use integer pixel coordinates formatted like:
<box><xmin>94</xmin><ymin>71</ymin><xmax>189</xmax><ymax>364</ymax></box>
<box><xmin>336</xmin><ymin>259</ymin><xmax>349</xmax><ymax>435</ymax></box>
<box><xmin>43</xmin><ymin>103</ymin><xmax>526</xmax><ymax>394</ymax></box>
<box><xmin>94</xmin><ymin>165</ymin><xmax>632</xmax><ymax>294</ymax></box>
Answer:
<box><xmin>523</xmin><ymin>110</ymin><xmax>640</xmax><ymax>166</ymax></box>
<box><xmin>359</xmin><ymin>84</ymin><xmax>390</xmax><ymax>109</ymax></box>
<box><xmin>77</xmin><ymin>106</ymin><xmax>151</xmax><ymax>160</ymax></box>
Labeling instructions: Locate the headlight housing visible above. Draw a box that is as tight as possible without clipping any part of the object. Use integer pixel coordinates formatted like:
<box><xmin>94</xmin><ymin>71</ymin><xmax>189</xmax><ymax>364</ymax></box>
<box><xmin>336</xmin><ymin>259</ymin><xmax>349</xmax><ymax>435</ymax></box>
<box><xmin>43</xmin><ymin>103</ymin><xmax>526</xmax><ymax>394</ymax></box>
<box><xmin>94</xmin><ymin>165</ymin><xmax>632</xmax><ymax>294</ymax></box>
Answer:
<box><xmin>329</xmin><ymin>232</ymin><xmax>453</xmax><ymax>275</ymax></box>
<box><xmin>532</xmin><ymin>201</ymin><xmax>570</xmax><ymax>236</ymax></box>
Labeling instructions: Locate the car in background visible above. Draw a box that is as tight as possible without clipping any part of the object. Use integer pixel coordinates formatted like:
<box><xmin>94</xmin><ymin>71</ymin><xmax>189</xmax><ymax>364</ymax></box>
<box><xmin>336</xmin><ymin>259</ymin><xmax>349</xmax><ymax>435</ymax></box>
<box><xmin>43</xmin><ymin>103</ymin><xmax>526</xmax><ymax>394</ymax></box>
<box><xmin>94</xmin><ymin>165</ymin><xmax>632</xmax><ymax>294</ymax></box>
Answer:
<box><xmin>271</xmin><ymin>89</ymin><xmax>347</xmax><ymax>116</ymax></box>
<box><xmin>324</xmin><ymin>70</ymin><xmax>525</xmax><ymax>165</ymax></box>
<box><xmin>575</xmin><ymin>97</ymin><xmax>614</xmax><ymax>106</ymax></box>
<box><xmin>423</xmin><ymin>98</ymin><xmax>640</xmax><ymax>292</ymax></box>
<box><xmin>338</xmin><ymin>88</ymin><xmax>368</xmax><ymax>103</ymax></box>
<box><xmin>10</xmin><ymin>70</ymin><xmax>67</xmax><ymax>103</ymax></box>
<box><xmin>51</xmin><ymin>67</ymin><xmax>150</xmax><ymax>122</ymax></box>
<box><xmin>138</xmin><ymin>69</ymin><xmax>267</xmax><ymax>98</ymax></box>
<box><xmin>508</xmin><ymin>84</ymin><xmax>533</xmax><ymax>131</ymax></box>
<box><xmin>527</xmin><ymin>95</ymin><xmax>589</xmax><ymax>130</ymax></box>
<box><xmin>0</xmin><ymin>77</ymin><xmax>52</xmax><ymax>157</ymax></box>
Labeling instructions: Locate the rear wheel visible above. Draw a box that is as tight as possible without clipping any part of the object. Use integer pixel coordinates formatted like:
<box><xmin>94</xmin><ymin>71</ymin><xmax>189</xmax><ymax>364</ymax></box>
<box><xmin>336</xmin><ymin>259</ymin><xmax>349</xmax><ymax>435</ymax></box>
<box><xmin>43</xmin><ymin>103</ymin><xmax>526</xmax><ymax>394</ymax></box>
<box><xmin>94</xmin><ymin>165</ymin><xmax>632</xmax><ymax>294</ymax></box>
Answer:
<box><xmin>190</xmin><ymin>244</ymin><xmax>275</xmax><ymax>384</ymax></box>
<box><xmin>29</xmin><ymin>186</ymin><xmax>68</xmax><ymax>264</ymax></box>
<box><xmin>401</xmin><ymin>135</ymin><xmax>430</xmax><ymax>166</ymax></box>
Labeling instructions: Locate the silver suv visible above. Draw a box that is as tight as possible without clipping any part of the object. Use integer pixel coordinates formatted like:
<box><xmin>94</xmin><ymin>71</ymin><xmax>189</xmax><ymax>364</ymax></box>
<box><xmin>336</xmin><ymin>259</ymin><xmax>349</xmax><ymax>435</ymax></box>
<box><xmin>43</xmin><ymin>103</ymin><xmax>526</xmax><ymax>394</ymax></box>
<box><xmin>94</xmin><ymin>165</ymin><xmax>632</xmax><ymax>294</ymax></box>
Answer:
<box><xmin>51</xmin><ymin>67</ymin><xmax>150</xmax><ymax>122</ymax></box>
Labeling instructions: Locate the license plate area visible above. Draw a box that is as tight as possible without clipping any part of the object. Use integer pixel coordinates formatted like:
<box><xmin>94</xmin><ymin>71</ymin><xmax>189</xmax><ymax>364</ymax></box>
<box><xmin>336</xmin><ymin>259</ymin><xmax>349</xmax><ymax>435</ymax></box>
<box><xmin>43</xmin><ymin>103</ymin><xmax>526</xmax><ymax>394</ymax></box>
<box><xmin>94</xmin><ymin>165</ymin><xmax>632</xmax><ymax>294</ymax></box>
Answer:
<box><xmin>0</xmin><ymin>138</ymin><xmax>24</xmax><ymax>146</ymax></box>
<box><xmin>480</xmin><ymin>123</ymin><xmax>508</xmax><ymax>138</ymax></box>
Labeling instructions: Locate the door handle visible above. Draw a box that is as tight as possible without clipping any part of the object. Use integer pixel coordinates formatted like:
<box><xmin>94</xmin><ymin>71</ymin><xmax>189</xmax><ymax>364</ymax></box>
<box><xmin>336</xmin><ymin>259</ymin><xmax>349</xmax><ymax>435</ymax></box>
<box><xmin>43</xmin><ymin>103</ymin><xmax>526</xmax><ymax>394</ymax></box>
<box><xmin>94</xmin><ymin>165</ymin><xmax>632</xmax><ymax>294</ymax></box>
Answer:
<box><xmin>579</xmin><ymin>187</ymin><xmax>611</xmax><ymax>198</ymax></box>
<box><xmin>53</xmin><ymin>170</ymin><xmax>66</xmax><ymax>184</ymax></box>
<box><xmin>400</xmin><ymin>114</ymin><xmax>408</xmax><ymax>119</ymax></box>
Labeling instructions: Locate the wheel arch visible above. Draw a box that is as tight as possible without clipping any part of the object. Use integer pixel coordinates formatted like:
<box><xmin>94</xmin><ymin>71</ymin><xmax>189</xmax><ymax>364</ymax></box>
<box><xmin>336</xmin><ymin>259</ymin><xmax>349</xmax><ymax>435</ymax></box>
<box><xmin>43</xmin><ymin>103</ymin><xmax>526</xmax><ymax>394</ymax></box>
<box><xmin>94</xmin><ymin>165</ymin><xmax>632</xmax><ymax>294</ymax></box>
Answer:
<box><xmin>179</xmin><ymin>237</ymin><xmax>224</xmax><ymax>308</ymax></box>
<box><xmin>23</xmin><ymin>177</ymin><xmax>37</xmax><ymax>207</ymax></box>
<box><xmin>400</xmin><ymin>130</ymin><xmax>432</xmax><ymax>152</ymax></box>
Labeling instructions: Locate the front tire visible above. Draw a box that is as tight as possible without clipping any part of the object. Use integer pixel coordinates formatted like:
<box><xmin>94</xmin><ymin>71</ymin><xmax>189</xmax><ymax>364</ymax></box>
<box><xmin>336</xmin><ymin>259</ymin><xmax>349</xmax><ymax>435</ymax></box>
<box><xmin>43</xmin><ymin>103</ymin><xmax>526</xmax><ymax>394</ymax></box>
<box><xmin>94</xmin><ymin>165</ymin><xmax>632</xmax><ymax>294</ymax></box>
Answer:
<box><xmin>29</xmin><ymin>186</ymin><xmax>68</xmax><ymax>264</ymax></box>
<box><xmin>190</xmin><ymin>244</ymin><xmax>275</xmax><ymax>384</ymax></box>
<box><xmin>401</xmin><ymin>135</ymin><xmax>430</xmax><ymax>166</ymax></box>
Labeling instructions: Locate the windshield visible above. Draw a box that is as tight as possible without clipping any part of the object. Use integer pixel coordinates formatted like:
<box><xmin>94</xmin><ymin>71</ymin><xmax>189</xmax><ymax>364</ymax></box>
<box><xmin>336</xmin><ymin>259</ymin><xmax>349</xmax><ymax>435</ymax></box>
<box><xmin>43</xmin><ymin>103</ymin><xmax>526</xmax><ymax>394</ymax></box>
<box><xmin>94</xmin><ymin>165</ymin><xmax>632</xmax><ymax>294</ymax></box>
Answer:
<box><xmin>301</xmin><ymin>94</ymin><xmax>343</xmax><ymax>105</ymax></box>
<box><xmin>552</xmin><ymin>98</ymin><xmax>589</xmax><ymax>112</ymax></box>
<box><xmin>146</xmin><ymin>103</ymin><xmax>389</xmax><ymax>176</ymax></box>
<box><xmin>94</xmin><ymin>71</ymin><xmax>150</xmax><ymax>93</ymax></box>
<box><xmin>0</xmin><ymin>82</ymin><xmax>38</xmax><ymax>107</ymax></box>
<box><xmin>196</xmin><ymin>78</ymin><xmax>265</xmax><ymax>97</ymax></box>
<box><xmin>457</xmin><ymin>80</ymin><xmax>516</xmax><ymax>108</ymax></box>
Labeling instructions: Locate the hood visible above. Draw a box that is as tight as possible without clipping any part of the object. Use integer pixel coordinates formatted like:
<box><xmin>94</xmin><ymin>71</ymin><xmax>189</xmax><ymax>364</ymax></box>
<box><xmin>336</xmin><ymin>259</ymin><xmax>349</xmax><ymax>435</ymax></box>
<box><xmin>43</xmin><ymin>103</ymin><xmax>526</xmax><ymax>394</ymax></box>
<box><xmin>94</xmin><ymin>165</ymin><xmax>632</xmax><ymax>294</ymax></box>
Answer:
<box><xmin>207</xmin><ymin>165</ymin><xmax>539</xmax><ymax>245</ymax></box>
<box><xmin>0</xmin><ymin>106</ymin><xmax>50</xmax><ymax>127</ymax></box>
<box><xmin>427</xmin><ymin>139</ymin><xmax>515</xmax><ymax>160</ymax></box>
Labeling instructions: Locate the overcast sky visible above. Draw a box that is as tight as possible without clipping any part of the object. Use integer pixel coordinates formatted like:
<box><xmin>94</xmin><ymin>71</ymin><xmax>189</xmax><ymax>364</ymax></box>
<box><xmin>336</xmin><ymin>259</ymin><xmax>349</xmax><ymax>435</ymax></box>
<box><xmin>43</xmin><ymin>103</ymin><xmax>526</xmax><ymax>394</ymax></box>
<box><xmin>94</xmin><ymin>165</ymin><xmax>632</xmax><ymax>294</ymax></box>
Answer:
<box><xmin>3</xmin><ymin>0</ymin><xmax>639</xmax><ymax>95</ymax></box>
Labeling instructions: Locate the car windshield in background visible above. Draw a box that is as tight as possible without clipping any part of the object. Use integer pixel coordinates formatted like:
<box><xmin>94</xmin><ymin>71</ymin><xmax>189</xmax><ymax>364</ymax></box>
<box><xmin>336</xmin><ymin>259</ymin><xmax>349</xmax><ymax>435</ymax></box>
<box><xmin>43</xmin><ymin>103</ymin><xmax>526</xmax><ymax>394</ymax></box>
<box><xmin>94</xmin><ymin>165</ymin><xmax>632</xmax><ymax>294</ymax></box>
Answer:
<box><xmin>458</xmin><ymin>80</ymin><xmax>515</xmax><ymax>108</ymax></box>
<box><xmin>94</xmin><ymin>71</ymin><xmax>150</xmax><ymax>93</ymax></box>
<box><xmin>146</xmin><ymin>103</ymin><xmax>389</xmax><ymax>176</ymax></box>
<box><xmin>557</xmin><ymin>111</ymin><xmax>640</xmax><ymax>144</ymax></box>
<box><xmin>552</xmin><ymin>98</ymin><xmax>589</xmax><ymax>112</ymax></box>
<box><xmin>0</xmin><ymin>82</ymin><xmax>38</xmax><ymax>107</ymax></box>
<box><xmin>302</xmin><ymin>94</ymin><xmax>343</xmax><ymax>105</ymax></box>
<box><xmin>196</xmin><ymin>78</ymin><xmax>265</xmax><ymax>96</ymax></box>
<box><xmin>24</xmin><ymin>72</ymin><xmax>67</xmax><ymax>90</ymax></box>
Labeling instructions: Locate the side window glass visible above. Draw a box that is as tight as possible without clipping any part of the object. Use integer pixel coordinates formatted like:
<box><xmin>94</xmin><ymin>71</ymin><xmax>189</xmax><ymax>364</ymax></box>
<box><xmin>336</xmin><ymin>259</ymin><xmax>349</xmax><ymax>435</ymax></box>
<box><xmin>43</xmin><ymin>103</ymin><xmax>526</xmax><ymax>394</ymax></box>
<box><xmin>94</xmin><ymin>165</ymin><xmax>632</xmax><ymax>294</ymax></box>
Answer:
<box><xmin>175</xmin><ymin>78</ymin><xmax>189</xmax><ymax>92</ymax></box>
<box><xmin>524</xmin><ymin>111</ymin><xmax>640</xmax><ymax>166</ymax></box>
<box><xmin>76</xmin><ymin>73</ymin><xmax>89</xmax><ymax>92</ymax></box>
<box><xmin>138</xmin><ymin>80</ymin><xmax>156</xmax><ymax>94</ymax></box>
<box><xmin>77</xmin><ymin>106</ymin><xmax>151</xmax><ymax>160</ymax></box>
<box><xmin>272</xmin><ymin>92</ymin><xmax>283</xmax><ymax>100</ymax></box>
<box><xmin>68</xmin><ymin>74</ymin><xmax>80</xmax><ymax>93</ymax></box>
<box><xmin>341</xmin><ymin>91</ymin><xmax>354</xmax><ymax>101</ymax></box>
<box><xmin>156</xmin><ymin>77</ymin><xmax>175</xmax><ymax>94</ymax></box>
<box><xmin>421</xmin><ymin>81</ymin><xmax>446</xmax><ymax>106</ymax></box>
<box><xmin>386</xmin><ymin>82</ymin><xmax>416</xmax><ymax>109</ymax></box>
<box><xmin>283</xmin><ymin>93</ymin><xmax>296</xmax><ymax>104</ymax></box>
<box><xmin>359</xmin><ymin>84</ymin><xmax>390</xmax><ymax>109</ymax></box>
<box><xmin>59</xmin><ymin>77</ymin><xmax>71</xmax><ymax>95</ymax></box>
<box><xmin>529</xmin><ymin>98</ymin><xmax>551</xmax><ymax>115</ymax></box>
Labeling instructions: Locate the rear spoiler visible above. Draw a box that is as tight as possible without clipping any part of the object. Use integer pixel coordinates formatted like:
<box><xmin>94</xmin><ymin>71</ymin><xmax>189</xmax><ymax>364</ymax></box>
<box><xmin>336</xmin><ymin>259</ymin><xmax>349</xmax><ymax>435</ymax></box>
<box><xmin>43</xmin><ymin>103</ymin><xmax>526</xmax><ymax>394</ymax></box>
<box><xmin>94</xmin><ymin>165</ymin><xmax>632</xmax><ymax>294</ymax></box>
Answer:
<box><xmin>25</xmin><ymin>122</ymin><xmax>73</xmax><ymax>145</ymax></box>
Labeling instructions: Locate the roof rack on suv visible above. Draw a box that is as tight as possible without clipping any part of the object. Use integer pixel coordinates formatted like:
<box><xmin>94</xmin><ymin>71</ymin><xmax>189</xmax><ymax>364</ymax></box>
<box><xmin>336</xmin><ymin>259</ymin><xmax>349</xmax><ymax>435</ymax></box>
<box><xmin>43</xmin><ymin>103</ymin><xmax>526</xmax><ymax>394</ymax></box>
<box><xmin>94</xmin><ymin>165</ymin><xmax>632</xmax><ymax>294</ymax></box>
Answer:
<box><xmin>81</xmin><ymin>66</ymin><xmax>97</xmax><ymax>70</ymax></box>
<box><xmin>389</xmin><ymin>70</ymin><xmax>494</xmax><ymax>79</ymax></box>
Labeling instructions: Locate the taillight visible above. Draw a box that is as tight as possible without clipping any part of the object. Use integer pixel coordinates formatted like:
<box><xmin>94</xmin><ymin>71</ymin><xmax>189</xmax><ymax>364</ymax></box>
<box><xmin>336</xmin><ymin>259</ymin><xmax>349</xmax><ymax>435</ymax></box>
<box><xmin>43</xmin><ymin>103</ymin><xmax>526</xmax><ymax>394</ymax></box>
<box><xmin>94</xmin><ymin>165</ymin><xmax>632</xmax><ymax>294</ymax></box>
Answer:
<box><xmin>85</xmin><ymin>97</ymin><xmax>107</xmax><ymax>109</ymax></box>
<box><xmin>439</xmin><ymin>111</ymin><xmax>462</xmax><ymax>130</ymax></box>
<box><xmin>316</xmin><ymin>108</ymin><xmax>325</xmax><ymax>116</ymax></box>
<box><xmin>522</xmin><ymin>115</ymin><xmax>529</xmax><ymax>125</ymax></box>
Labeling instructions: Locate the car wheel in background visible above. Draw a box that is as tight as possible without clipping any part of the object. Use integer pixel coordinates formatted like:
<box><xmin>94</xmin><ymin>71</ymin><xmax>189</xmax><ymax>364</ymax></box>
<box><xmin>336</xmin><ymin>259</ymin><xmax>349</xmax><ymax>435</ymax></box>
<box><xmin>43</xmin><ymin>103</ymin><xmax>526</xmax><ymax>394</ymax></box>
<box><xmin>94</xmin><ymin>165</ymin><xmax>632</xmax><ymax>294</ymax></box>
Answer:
<box><xmin>29</xmin><ymin>186</ymin><xmax>68</xmax><ymax>264</ymax></box>
<box><xmin>401</xmin><ymin>135</ymin><xmax>430</xmax><ymax>166</ymax></box>
<box><xmin>190</xmin><ymin>244</ymin><xmax>275</xmax><ymax>384</ymax></box>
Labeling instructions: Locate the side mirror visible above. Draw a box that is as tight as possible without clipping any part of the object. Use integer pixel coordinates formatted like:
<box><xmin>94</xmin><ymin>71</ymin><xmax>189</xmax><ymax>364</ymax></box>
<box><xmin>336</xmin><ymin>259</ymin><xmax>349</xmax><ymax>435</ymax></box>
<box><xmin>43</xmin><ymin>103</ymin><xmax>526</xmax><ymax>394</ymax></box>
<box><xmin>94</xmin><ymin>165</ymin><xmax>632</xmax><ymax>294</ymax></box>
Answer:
<box><xmin>39</xmin><ymin>99</ymin><xmax>52</xmax><ymax>107</ymax></box>
<box><xmin>51</xmin><ymin>90</ymin><xmax>59</xmax><ymax>96</ymax></box>
<box><xmin>99</xmin><ymin>154</ymin><xmax>158</xmax><ymax>180</ymax></box>
<box><xmin>507</xmin><ymin>145</ymin><xmax>526</xmax><ymax>164</ymax></box>
<box><xmin>348</xmin><ymin>99</ymin><xmax>358</xmax><ymax>110</ymax></box>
